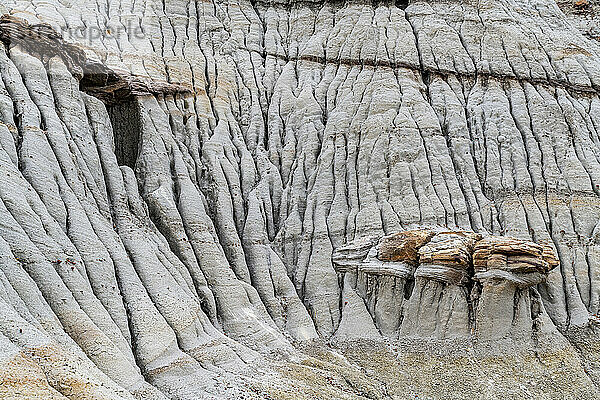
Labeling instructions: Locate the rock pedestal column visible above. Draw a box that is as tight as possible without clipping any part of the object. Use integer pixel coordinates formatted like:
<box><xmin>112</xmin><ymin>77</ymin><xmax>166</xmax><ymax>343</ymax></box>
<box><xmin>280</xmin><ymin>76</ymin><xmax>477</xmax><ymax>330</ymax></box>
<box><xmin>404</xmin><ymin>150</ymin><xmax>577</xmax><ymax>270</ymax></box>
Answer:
<box><xmin>400</xmin><ymin>231</ymin><xmax>481</xmax><ymax>339</ymax></box>
<box><xmin>472</xmin><ymin>237</ymin><xmax>559</xmax><ymax>342</ymax></box>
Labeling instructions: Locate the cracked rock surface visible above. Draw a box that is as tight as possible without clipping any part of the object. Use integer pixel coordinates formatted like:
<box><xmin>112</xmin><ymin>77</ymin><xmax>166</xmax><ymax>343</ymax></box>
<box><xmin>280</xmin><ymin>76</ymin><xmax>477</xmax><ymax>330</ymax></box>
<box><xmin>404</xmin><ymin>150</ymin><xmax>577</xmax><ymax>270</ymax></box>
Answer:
<box><xmin>0</xmin><ymin>0</ymin><xmax>599</xmax><ymax>398</ymax></box>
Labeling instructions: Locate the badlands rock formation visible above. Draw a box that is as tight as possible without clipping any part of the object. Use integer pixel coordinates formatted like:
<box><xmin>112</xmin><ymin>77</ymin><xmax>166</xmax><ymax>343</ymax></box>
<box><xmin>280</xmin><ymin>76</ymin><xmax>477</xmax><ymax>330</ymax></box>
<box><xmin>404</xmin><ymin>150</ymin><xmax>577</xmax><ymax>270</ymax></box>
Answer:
<box><xmin>333</xmin><ymin>229</ymin><xmax>561</xmax><ymax>341</ymax></box>
<box><xmin>0</xmin><ymin>0</ymin><xmax>599</xmax><ymax>398</ymax></box>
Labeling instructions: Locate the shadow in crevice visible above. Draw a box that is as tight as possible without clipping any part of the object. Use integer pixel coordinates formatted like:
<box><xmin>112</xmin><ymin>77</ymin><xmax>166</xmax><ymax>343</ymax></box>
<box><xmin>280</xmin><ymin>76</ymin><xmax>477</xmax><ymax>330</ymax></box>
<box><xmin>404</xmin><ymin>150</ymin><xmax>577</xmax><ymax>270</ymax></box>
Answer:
<box><xmin>395</xmin><ymin>0</ymin><xmax>409</xmax><ymax>10</ymax></box>
<box><xmin>108</xmin><ymin>99</ymin><xmax>141</xmax><ymax>170</ymax></box>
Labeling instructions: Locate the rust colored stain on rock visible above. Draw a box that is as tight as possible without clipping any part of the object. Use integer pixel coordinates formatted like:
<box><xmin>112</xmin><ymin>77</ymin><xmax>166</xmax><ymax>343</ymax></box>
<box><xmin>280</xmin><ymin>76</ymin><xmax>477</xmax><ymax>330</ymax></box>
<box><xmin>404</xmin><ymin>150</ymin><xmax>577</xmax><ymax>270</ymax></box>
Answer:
<box><xmin>377</xmin><ymin>229</ymin><xmax>435</xmax><ymax>264</ymax></box>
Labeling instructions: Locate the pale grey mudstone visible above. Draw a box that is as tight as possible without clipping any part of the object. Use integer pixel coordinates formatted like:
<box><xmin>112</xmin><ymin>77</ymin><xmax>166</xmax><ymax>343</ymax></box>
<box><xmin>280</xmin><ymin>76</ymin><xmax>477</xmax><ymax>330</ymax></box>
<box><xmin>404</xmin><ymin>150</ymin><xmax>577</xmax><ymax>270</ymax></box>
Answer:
<box><xmin>0</xmin><ymin>0</ymin><xmax>599</xmax><ymax>397</ymax></box>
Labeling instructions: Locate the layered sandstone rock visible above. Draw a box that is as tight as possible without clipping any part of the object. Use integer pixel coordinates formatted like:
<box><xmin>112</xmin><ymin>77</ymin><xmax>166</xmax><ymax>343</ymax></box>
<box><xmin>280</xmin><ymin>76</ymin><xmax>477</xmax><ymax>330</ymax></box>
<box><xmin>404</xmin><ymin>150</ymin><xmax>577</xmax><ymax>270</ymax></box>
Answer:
<box><xmin>401</xmin><ymin>231</ymin><xmax>480</xmax><ymax>339</ymax></box>
<box><xmin>332</xmin><ymin>230</ymin><xmax>561</xmax><ymax>342</ymax></box>
<box><xmin>473</xmin><ymin>237</ymin><xmax>559</xmax><ymax>287</ymax></box>
<box><xmin>472</xmin><ymin>237</ymin><xmax>561</xmax><ymax>342</ymax></box>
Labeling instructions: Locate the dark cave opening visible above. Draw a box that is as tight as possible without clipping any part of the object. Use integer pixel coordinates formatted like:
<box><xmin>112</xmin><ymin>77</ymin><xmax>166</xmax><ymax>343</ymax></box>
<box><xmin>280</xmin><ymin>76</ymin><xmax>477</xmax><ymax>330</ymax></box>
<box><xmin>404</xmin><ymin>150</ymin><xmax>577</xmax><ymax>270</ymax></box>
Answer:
<box><xmin>395</xmin><ymin>0</ymin><xmax>409</xmax><ymax>10</ymax></box>
<box><xmin>107</xmin><ymin>99</ymin><xmax>141</xmax><ymax>170</ymax></box>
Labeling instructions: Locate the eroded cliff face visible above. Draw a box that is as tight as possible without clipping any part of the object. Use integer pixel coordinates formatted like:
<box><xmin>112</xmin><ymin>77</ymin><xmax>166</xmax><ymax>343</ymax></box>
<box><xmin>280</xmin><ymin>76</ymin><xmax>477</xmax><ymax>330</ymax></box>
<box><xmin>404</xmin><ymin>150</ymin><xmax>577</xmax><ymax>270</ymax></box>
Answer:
<box><xmin>0</xmin><ymin>0</ymin><xmax>599</xmax><ymax>398</ymax></box>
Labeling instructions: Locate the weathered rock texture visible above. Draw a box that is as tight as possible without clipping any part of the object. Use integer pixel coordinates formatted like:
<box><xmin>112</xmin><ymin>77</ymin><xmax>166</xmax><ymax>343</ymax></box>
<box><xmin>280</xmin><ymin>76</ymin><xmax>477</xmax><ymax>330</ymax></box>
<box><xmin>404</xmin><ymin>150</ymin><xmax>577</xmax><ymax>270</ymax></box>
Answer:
<box><xmin>332</xmin><ymin>230</ymin><xmax>561</xmax><ymax>341</ymax></box>
<box><xmin>0</xmin><ymin>0</ymin><xmax>599</xmax><ymax>398</ymax></box>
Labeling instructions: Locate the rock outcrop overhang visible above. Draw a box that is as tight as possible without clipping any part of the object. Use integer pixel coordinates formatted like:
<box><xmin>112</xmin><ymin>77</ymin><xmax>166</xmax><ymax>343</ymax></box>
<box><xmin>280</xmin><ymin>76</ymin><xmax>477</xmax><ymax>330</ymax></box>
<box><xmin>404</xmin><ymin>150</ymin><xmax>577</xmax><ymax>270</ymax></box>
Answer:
<box><xmin>0</xmin><ymin>0</ymin><xmax>599</xmax><ymax>398</ymax></box>
<box><xmin>332</xmin><ymin>229</ymin><xmax>560</xmax><ymax>341</ymax></box>
<box><xmin>0</xmin><ymin>15</ymin><xmax>192</xmax><ymax>104</ymax></box>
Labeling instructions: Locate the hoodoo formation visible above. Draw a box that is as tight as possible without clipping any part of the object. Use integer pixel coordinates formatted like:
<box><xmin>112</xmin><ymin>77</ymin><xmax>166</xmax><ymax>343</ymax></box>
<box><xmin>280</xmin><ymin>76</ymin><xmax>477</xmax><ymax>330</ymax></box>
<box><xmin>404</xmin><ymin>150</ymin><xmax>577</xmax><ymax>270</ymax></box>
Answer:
<box><xmin>0</xmin><ymin>0</ymin><xmax>599</xmax><ymax>398</ymax></box>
